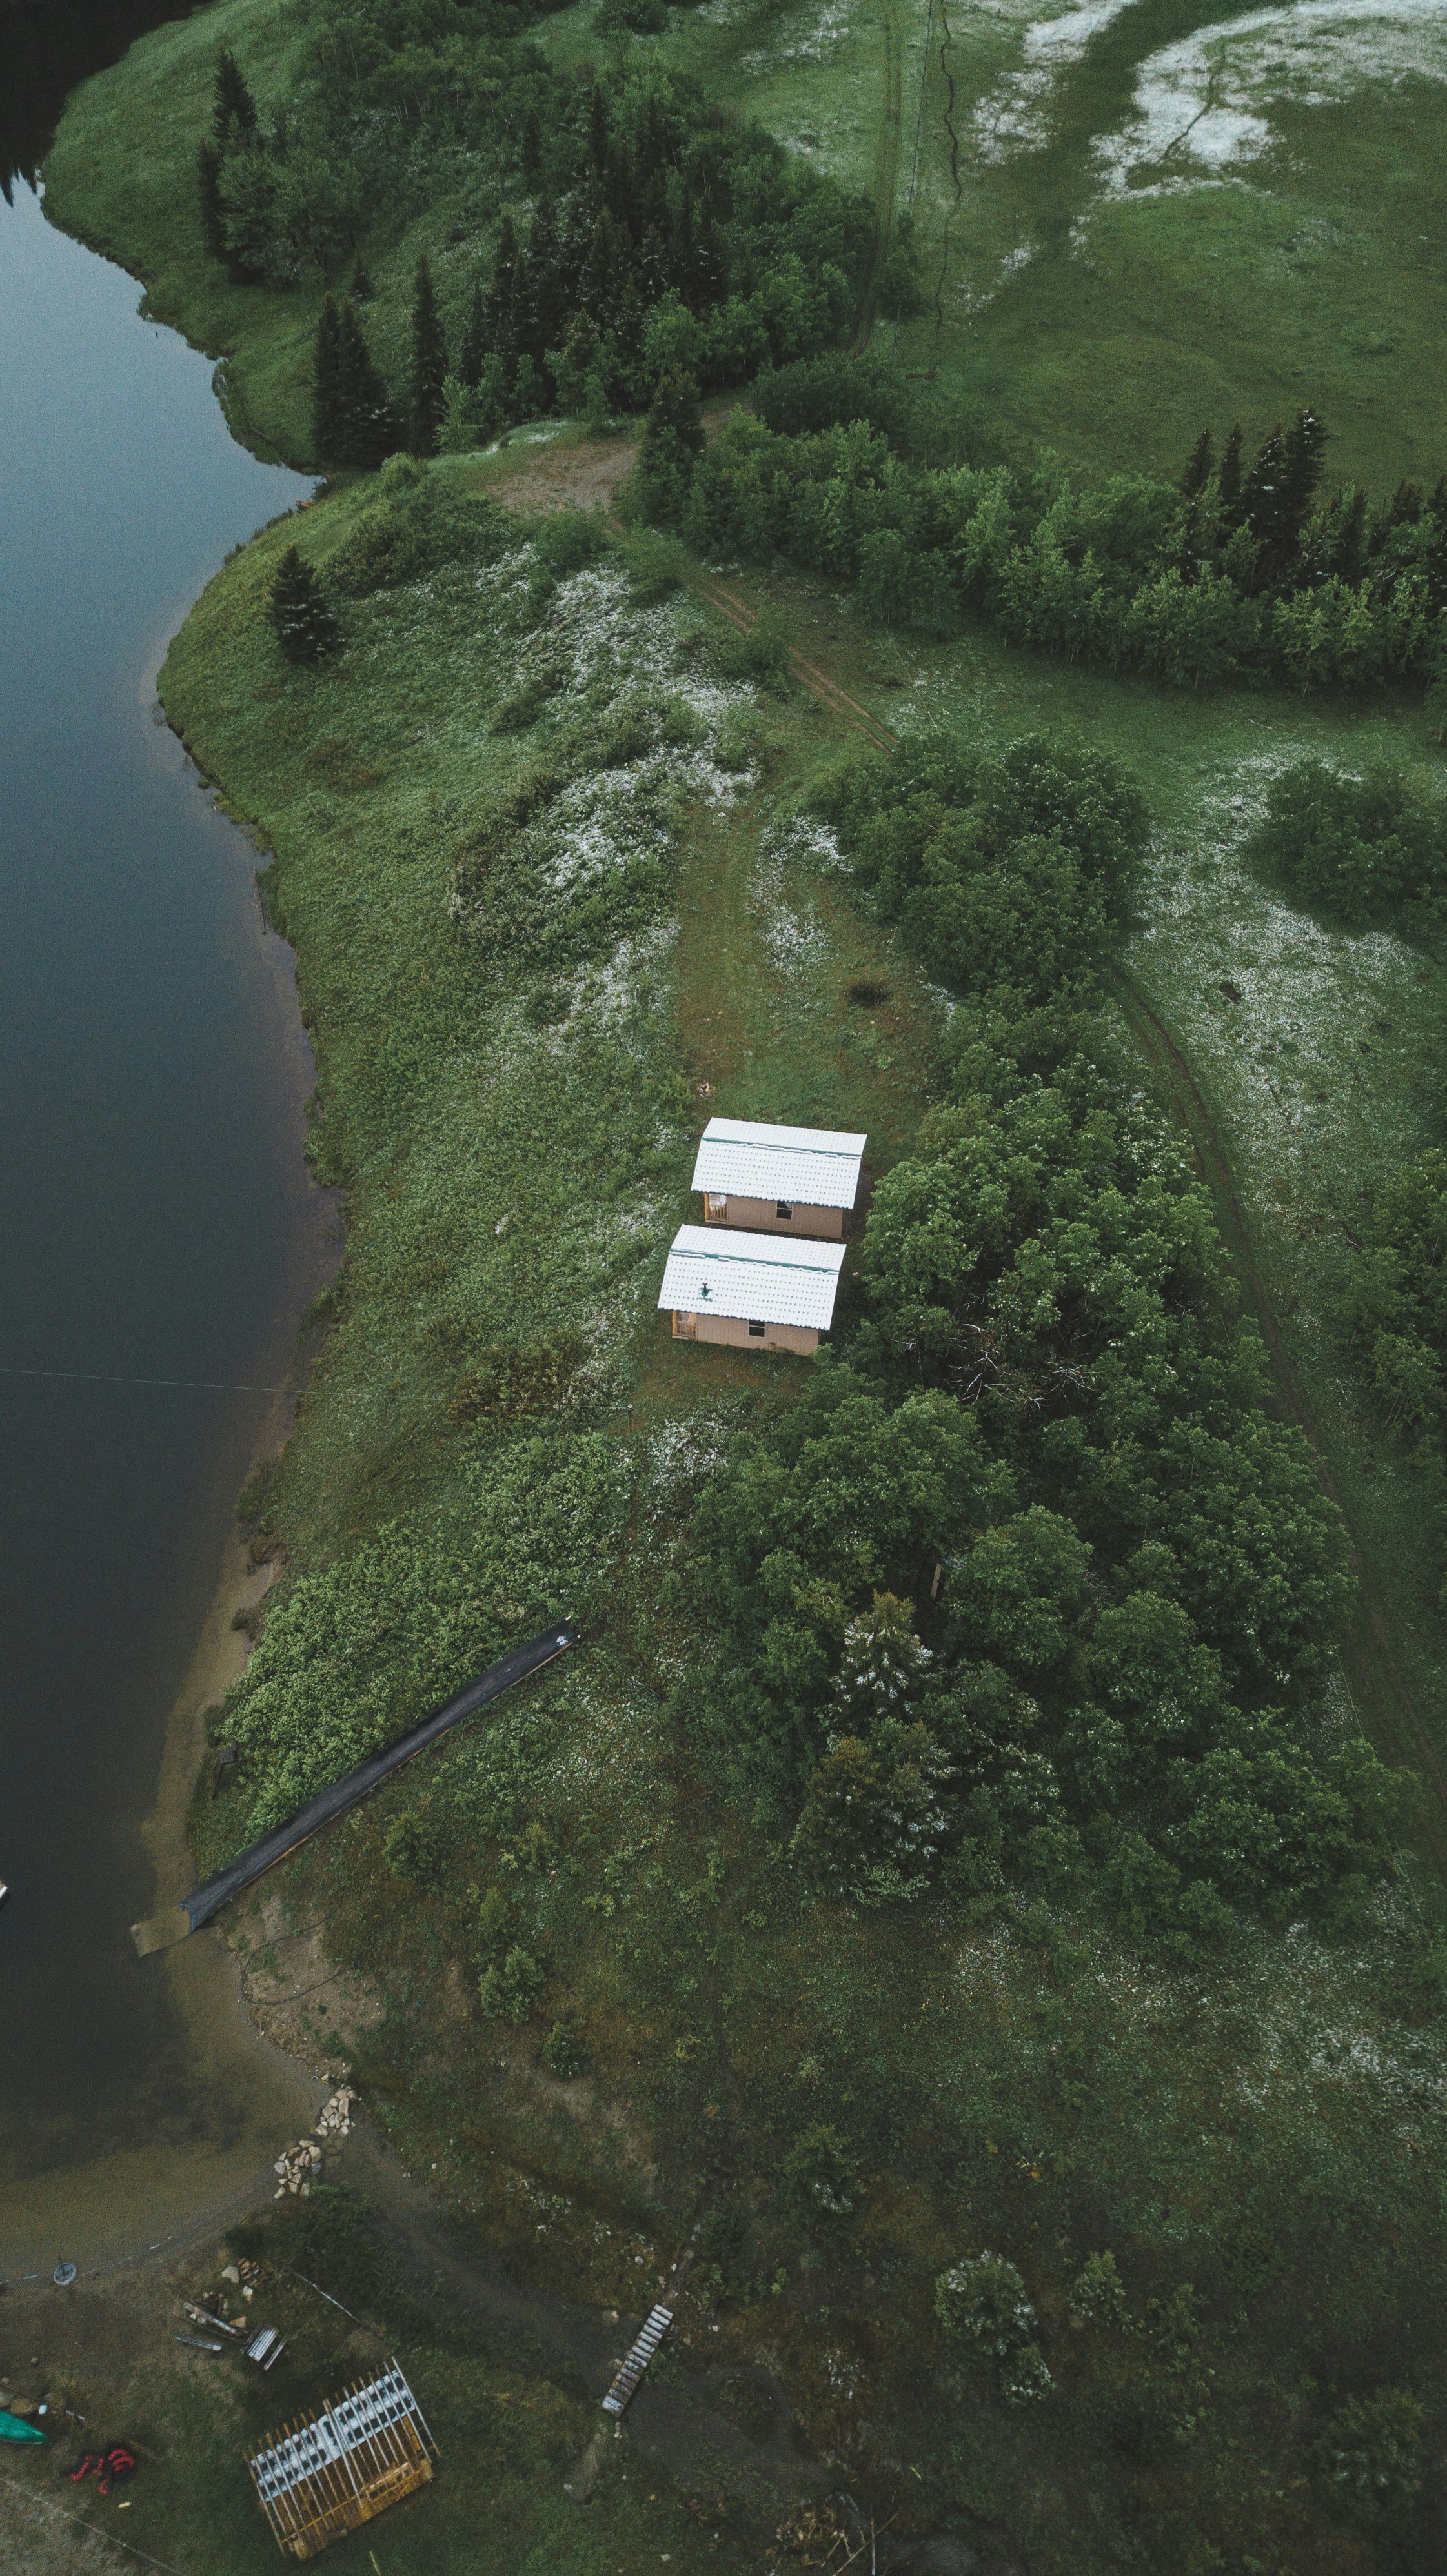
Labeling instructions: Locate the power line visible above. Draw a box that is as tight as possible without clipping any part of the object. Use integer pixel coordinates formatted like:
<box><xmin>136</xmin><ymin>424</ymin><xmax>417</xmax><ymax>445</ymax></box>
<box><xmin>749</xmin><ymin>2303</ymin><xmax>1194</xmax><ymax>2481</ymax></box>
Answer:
<box><xmin>0</xmin><ymin>1365</ymin><xmax>285</xmax><ymax>1396</ymax></box>
<box><xmin>0</xmin><ymin>2477</ymin><xmax>196</xmax><ymax>2576</ymax></box>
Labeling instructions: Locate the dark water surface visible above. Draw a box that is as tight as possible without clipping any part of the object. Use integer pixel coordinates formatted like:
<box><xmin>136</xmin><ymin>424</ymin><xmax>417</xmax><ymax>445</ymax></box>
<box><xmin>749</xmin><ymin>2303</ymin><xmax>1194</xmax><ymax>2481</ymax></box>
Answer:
<box><xmin>0</xmin><ymin>177</ymin><xmax>332</xmax><ymax>2260</ymax></box>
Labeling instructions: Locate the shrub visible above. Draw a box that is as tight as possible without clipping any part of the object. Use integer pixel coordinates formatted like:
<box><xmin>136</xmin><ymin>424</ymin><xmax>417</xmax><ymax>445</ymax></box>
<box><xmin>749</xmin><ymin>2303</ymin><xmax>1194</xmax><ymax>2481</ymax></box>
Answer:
<box><xmin>780</xmin><ymin>2125</ymin><xmax>858</xmax><ymax>2232</ymax></box>
<box><xmin>1244</xmin><ymin>756</ymin><xmax>1445</xmax><ymax>927</ymax></box>
<box><xmin>935</xmin><ymin>2251</ymin><xmax>1038</xmax><ymax>2360</ymax></box>
<box><xmin>1315</xmin><ymin>2386</ymin><xmax>1428</xmax><ymax>2517</ymax></box>
<box><xmin>542</xmin><ymin>2017</ymin><xmax>582</xmax><ymax>2077</ymax></box>
<box><xmin>383</xmin><ymin>1802</ymin><xmax>441</xmax><ymax>1887</ymax></box>
<box><xmin>1069</xmin><ymin>2249</ymin><xmax>1129</xmax><ymax>2329</ymax></box>
<box><xmin>698</xmin><ymin>2200</ymin><xmax>747</xmax><ymax>2296</ymax></box>
<box><xmin>478</xmin><ymin>1945</ymin><xmax>545</xmax><ymax>2023</ymax></box>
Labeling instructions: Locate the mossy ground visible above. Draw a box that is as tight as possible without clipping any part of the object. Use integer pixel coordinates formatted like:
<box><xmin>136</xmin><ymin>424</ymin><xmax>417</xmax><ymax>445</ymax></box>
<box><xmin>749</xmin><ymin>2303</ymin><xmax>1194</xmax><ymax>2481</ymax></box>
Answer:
<box><xmin>35</xmin><ymin>1</ymin><xmax>1447</xmax><ymax>2567</ymax></box>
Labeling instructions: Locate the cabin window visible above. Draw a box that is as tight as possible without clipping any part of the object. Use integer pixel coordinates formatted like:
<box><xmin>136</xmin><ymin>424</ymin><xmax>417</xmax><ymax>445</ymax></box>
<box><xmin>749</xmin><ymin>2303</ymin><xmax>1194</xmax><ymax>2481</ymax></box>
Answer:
<box><xmin>776</xmin><ymin>1201</ymin><xmax>793</xmax><ymax>1221</ymax></box>
<box><xmin>748</xmin><ymin>1320</ymin><xmax>766</xmax><ymax>1338</ymax></box>
<box><xmin>706</xmin><ymin>1192</ymin><xmax>727</xmax><ymax>1218</ymax></box>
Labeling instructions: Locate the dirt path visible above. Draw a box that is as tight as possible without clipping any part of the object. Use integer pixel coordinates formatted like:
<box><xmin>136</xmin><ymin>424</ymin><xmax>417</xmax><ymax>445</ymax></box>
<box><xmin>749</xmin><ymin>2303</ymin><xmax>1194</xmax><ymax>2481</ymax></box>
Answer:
<box><xmin>1114</xmin><ymin>968</ymin><xmax>1447</xmax><ymax>1855</ymax></box>
<box><xmin>337</xmin><ymin>2126</ymin><xmax>818</xmax><ymax>2513</ymax></box>
<box><xmin>853</xmin><ymin>0</ymin><xmax>907</xmax><ymax>354</ymax></box>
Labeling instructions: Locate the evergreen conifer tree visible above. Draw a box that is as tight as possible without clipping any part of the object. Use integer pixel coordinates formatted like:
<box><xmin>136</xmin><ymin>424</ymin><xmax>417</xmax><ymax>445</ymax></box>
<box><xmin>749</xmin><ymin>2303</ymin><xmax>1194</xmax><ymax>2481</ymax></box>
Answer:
<box><xmin>520</xmin><ymin>107</ymin><xmax>543</xmax><ymax>182</ymax></box>
<box><xmin>514</xmin><ymin>353</ymin><xmax>543</xmax><ymax>421</ymax></box>
<box><xmin>336</xmin><ymin>299</ymin><xmax>395</xmax><ymax>468</ymax></box>
<box><xmin>197</xmin><ymin>143</ymin><xmax>227</xmax><ymax>260</ymax></box>
<box><xmin>517</xmin><ymin>201</ymin><xmax>564</xmax><ymax>363</ymax></box>
<box><xmin>268</xmin><ymin>545</ymin><xmax>340</xmax><ymax>663</ymax></box>
<box><xmin>643</xmin><ymin>367</ymin><xmax>705</xmax><ymax>458</ymax></box>
<box><xmin>1337</xmin><ymin>483</ymin><xmax>1368</xmax><ymax>582</ymax></box>
<box><xmin>1383</xmin><ymin>477</ymin><xmax>1424</xmax><ymax>529</ymax></box>
<box><xmin>212</xmin><ymin>47</ymin><xmax>258</xmax><ymax>148</ymax></box>
<box><xmin>1423</xmin><ymin>479</ymin><xmax>1447</xmax><ymax>618</ymax></box>
<box><xmin>833</xmin><ymin>1593</ymin><xmax>932</xmax><ymax>1729</ymax></box>
<box><xmin>636</xmin><ymin>368</ymin><xmax>705</xmax><ymax>519</ymax></box>
<box><xmin>586</xmin><ymin>81</ymin><xmax>609</xmax><ymax>180</ymax></box>
<box><xmin>1219</xmin><ymin>421</ymin><xmax>1244</xmax><ymax>512</ymax></box>
<box><xmin>312</xmin><ymin>292</ymin><xmax>343</xmax><ymax>465</ymax></box>
<box><xmin>1181</xmin><ymin>428</ymin><xmax>1213</xmax><ymax>498</ymax></box>
<box><xmin>459</xmin><ymin>283</ymin><xmax>488</xmax><ymax>391</ymax></box>
<box><xmin>1242</xmin><ymin>423</ymin><xmax>1290</xmax><ymax>559</ymax></box>
<box><xmin>485</xmin><ymin>217</ymin><xmax>520</xmax><ymax>358</ymax></box>
<box><xmin>409</xmin><ymin>256</ymin><xmax>448</xmax><ymax>458</ymax></box>
<box><xmin>349</xmin><ymin>255</ymin><xmax>373</xmax><ymax>301</ymax></box>
<box><xmin>1280</xmin><ymin>407</ymin><xmax>1329</xmax><ymax>543</ymax></box>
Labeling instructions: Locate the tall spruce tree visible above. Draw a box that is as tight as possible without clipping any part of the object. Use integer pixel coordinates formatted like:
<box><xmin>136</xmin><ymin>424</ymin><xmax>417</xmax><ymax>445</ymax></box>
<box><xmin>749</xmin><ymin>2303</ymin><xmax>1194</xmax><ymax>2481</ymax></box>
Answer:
<box><xmin>312</xmin><ymin>293</ymin><xmax>343</xmax><ymax>465</ymax></box>
<box><xmin>1424</xmin><ymin>478</ymin><xmax>1447</xmax><ymax>617</ymax></box>
<box><xmin>585</xmin><ymin>81</ymin><xmax>609</xmax><ymax>181</ymax></box>
<box><xmin>1280</xmin><ymin>407</ymin><xmax>1328</xmax><ymax>543</ymax></box>
<box><xmin>197</xmin><ymin>143</ymin><xmax>227</xmax><ymax>259</ymax></box>
<box><xmin>459</xmin><ymin>283</ymin><xmax>488</xmax><ymax>391</ymax></box>
<box><xmin>1219</xmin><ymin>420</ymin><xmax>1244</xmax><ymax>513</ymax></box>
<box><xmin>269</xmin><ymin>546</ymin><xmax>340</xmax><ymax>662</ymax></box>
<box><xmin>636</xmin><ymin>368</ymin><xmax>705</xmax><ymax>518</ymax></box>
<box><xmin>1181</xmin><ymin>428</ymin><xmax>1213</xmax><ymax>499</ymax></box>
<box><xmin>337</xmin><ymin>299</ymin><xmax>394</xmax><ymax>468</ymax></box>
<box><xmin>518</xmin><ymin>201</ymin><xmax>564</xmax><ymax>363</ymax></box>
<box><xmin>349</xmin><ymin>255</ymin><xmax>373</xmax><ymax>301</ymax></box>
<box><xmin>1242</xmin><ymin>423</ymin><xmax>1290</xmax><ymax>558</ymax></box>
<box><xmin>409</xmin><ymin>257</ymin><xmax>448</xmax><ymax>458</ymax></box>
<box><xmin>212</xmin><ymin>47</ymin><xmax>258</xmax><ymax>148</ymax></box>
<box><xmin>484</xmin><ymin>216</ymin><xmax>520</xmax><ymax>358</ymax></box>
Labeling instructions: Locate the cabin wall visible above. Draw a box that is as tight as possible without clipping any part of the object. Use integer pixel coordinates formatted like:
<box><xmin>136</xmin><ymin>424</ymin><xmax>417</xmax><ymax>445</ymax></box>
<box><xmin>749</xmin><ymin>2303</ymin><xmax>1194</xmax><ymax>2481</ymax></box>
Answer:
<box><xmin>702</xmin><ymin>1193</ymin><xmax>845</xmax><ymax>1240</ymax></box>
<box><xmin>673</xmin><ymin>1311</ymin><xmax>819</xmax><ymax>1355</ymax></box>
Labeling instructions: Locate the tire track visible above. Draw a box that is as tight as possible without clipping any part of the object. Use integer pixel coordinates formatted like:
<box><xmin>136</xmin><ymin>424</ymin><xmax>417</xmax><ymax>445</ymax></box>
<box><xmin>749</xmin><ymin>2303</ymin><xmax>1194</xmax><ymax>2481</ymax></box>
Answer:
<box><xmin>931</xmin><ymin>0</ymin><xmax>963</xmax><ymax>343</ymax></box>
<box><xmin>1113</xmin><ymin>967</ymin><xmax>1447</xmax><ymax>1855</ymax></box>
<box><xmin>851</xmin><ymin>0</ymin><xmax>905</xmax><ymax>354</ymax></box>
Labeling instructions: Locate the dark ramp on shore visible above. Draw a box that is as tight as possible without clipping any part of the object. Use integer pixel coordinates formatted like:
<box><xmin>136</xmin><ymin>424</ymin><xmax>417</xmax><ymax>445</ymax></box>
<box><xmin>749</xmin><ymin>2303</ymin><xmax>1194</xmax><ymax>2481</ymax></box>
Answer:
<box><xmin>132</xmin><ymin>1620</ymin><xmax>577</xmax><ymax>1956</ymax></box>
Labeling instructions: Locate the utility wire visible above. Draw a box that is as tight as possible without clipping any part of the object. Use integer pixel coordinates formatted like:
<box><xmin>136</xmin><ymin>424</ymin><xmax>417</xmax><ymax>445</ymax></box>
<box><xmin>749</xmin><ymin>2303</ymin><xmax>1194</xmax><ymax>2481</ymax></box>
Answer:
<box><xmin>0</xmin><ymin>1366</ymin><xmax>285</xmax><ymax>1395</ymax></box>
<box><xmin>0</xmin><ymin>2477</ymin><xmax>195</xmax><ymax>2576</ymax></box>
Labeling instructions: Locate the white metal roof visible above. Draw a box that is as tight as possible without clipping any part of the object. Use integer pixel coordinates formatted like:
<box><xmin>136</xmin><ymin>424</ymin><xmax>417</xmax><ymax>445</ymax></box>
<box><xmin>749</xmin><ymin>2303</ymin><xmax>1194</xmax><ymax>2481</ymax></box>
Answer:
<box><xmin>691</xmin><ymin>1116</ymin><xmax>866</xmax><ymax>1211</ymax></box>
<box><xmin>658</xmin><ymin>1224</ymin><xmax>846</xmax><ymax>1331</ymax></box>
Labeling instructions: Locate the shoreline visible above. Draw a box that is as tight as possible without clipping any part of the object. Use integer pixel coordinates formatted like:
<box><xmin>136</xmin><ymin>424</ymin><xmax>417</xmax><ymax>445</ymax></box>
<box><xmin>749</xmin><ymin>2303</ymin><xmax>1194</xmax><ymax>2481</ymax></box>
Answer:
<box><xmin>0</xmin><ymin>1262</ymin><xmax>329</xmax><ymax>2285</ymax></box>
<box><xmin>0</xmin><ymin>625</ymin><xmax>342</xmax><ymax>2278</ymax></box>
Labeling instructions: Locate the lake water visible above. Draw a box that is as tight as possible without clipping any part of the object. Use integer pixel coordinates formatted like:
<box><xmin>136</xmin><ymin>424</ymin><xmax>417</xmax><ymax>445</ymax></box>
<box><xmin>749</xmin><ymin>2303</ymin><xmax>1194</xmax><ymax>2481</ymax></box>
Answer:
<box><xmin>0</xmin><ymin>172</ymin><xmax>334</xmax><ymax>2269</ymax></box>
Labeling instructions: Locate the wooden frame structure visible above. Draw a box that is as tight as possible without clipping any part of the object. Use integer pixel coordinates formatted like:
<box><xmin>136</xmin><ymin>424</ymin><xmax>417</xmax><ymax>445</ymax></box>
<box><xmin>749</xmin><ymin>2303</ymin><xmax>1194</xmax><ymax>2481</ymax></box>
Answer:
<box><xmin>246</xmin><ymin>2362</ymin><xmax>438</xmax><ymax>2560</ymax></box>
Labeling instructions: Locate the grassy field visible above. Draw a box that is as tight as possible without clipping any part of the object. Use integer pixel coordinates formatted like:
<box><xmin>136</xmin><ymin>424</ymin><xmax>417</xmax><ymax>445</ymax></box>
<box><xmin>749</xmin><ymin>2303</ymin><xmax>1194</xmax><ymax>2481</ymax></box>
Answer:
<box><xmin>32</xmin><ymin>0</ymin><xmax>1447</xmax><ymax>2567</ymax></box>
<box><xmin>552</xmin><ymin>0</ymin><xmax>1447</xmax><ymax>486</ymax></box>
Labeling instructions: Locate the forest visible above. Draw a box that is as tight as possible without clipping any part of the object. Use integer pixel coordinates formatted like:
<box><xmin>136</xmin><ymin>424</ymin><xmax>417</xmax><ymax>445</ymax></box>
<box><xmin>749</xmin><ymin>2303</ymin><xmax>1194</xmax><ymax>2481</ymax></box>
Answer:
<box><xmin>643</xmin><ymin>356</ymin><xmax>1447</xmax><ymax>695</ymax></box>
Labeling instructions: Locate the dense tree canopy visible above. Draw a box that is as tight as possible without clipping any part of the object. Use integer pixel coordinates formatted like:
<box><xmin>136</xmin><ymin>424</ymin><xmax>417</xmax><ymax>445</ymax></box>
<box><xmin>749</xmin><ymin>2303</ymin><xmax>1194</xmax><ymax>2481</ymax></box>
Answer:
<box><xmin>196</xmin><ymin>14</ymin><xmax>873</xmax><ymax>454</ymax></box>
<box><xmin>646</xmin><ymin>356</ymin><xmax>1447</xmax><ymax>700</ymax></box>
<box><xmin>691</xmin><ymin>738</ymin><xmax>1392</xmax><ymax>1940</ymax></box>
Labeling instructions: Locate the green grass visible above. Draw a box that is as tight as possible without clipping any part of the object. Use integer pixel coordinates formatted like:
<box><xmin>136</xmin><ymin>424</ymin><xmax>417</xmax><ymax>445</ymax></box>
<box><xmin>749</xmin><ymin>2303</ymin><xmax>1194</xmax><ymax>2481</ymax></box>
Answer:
<box><xmin>580</xmin><ymin>0</ymin><xmax>1447</xmax><ymax>487</ymax></box>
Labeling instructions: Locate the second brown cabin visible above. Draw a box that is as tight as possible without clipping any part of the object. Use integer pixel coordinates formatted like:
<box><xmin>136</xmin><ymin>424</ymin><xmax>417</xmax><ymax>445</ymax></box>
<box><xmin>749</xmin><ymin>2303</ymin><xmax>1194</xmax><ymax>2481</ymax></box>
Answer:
<box><xmin>691</xmin><ymin>1116</ymin><xmax>866</xmax><ymax>1242</ymax></box>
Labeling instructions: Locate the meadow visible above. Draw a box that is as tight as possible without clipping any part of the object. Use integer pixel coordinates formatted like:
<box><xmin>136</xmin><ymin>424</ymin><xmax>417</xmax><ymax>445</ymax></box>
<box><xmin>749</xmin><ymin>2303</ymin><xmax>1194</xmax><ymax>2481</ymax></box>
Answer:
<box><xmin>30</xmin><ymin>0</ymin><xmax>1447</xmax><ymax>2566</ymax></box>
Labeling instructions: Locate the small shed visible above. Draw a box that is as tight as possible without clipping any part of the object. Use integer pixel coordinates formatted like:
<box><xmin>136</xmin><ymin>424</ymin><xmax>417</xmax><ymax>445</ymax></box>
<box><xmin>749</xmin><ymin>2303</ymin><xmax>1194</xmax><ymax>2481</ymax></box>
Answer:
<box><xmin>691</xmin><ymin>1116</ymin><xmax>866</xmax><ymax>1241</ymax></box>
<box><xmin>659</xmin><ymin>1223</ymin><xmax>846</xmax><ymax>1355</ymax></box>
